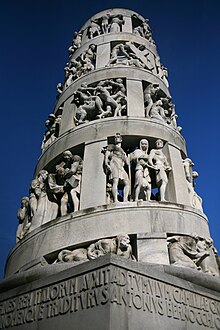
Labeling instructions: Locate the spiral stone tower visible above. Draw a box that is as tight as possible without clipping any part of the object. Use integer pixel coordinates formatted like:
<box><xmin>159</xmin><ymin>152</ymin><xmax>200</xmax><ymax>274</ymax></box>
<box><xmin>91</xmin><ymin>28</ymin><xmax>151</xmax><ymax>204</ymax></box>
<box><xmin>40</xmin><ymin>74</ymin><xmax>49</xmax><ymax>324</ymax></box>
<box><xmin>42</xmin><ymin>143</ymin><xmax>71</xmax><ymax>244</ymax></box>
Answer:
<box><xmin>1</xmin><ymin>8</ymin><xmax>220</xmax><ymax>330</ymax></box>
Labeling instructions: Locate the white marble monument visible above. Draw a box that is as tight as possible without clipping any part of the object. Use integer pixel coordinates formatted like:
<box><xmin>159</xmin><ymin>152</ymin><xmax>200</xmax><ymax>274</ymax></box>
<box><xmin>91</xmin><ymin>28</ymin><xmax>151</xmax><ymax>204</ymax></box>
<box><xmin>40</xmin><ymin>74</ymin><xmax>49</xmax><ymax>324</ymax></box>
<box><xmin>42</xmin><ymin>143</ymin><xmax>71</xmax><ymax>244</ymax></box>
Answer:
<box><xmin>1</xmin><ymin>9</ymin><xmax>219</xmax><ymax>330</ymax></box>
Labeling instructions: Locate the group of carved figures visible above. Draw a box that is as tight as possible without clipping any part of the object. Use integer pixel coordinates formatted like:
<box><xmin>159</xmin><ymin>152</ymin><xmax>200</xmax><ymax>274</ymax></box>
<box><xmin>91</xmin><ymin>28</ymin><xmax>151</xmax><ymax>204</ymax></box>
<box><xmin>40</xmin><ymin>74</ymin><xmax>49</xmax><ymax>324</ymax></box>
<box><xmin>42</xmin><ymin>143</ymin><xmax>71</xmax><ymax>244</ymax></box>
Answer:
<box><xmin>17</xmin><ymin>136</ymin><xmax>202</xmax><ymax>242</ymax></box>
<box><xmin>86</xmin><ymin>14</ymin><xmax>155</xmax><ymax>44</ymax></box>
<box><xmin>68</xmin><ymin>15</ymin><xmax>154</xmax><ymax>49</ymax></box>
<box><xmin>72</xmin><ymin>80</ymin><xmax>180</xmax><ymax>129</ymax></box>
<box><xmin>55</xmin><ymin>234</ymin><xmax>135</xmax><ymax>263</ymax></box>
<box><xmin>132</xmin><ymin>17</ymin><xmax>155</xmax><ymax>44</ymax></box>
<box><xmin>73</xmin><ymin>79</ymin><xmax>127</xmax><ymax>125</ymax></box>
<box><xmin>103</xmin><ymin>134</ymin><xmax>171</xmax><ymax>203</ymax></box>
<box><xmin>41</xmin><ymin>110</ymin><xmax>62</xmax><ymax>152</ymax></box>
<box><xmin>108</xmin><ymin>42</ymin><xmax>169</xmax><ymax>87</ymax></box>
<box><xmin>53</xmin><ymin>231</ymin><xmax>219</xmax><ymax>276</ymax></box>
<box><xmin>168</xmin><ymin>234</ymin><xmax>219</xmax><ymax>276</ymax></box>
<box><xmin>56</xmin><ymin>82</ymin><xmax>180</xmax><ymax>131</ymax></box>
<box><xmin>144</xmin><ymin>84</ymin><xmax>181</xmax><ymax>131</ymax></box>
<box><xmin>16</xmin><ymin>151</ymin><xmax>83</xmax><ymax>242</ymax></box>
<box><xmin>64</xmin><ymin>44</ymin><xmax>96</xmax><ymax>88</ymax></box>
<box><xmin>64</xmin><ymin>41</ymin><xmax>168</xmax><ymax>91</ymax></box>
<box><xmin>57</xmin><ymin>35</ymin><xmax>168</xmax><ymax>94</ymax></box>
<box><xmin>103</xmin><ymin>134</ymin><xmax>202</xmax><ymax>210</ymax></box>
<box><xmin>87</xmin><ymin>14</ymin><xmax>125</xmax><ymax>38</ymax></box>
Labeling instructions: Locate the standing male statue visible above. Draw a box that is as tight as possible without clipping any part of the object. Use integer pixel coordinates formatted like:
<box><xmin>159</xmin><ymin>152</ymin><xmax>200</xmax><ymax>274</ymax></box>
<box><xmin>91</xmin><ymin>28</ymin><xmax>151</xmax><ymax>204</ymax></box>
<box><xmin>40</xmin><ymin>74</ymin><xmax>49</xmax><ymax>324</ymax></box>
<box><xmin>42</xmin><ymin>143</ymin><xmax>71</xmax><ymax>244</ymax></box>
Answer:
<box><xmin>130</xmin><ymin>139</ymin><xmax>151</xmax><ymax>201</ymax></box>
<box><xmin>103</xmin><ymin>133</ymin><xmax>130</xmax><ymax>202</ymax></box>
<box><xmin>16</xmin><ymin>197</ymin><xmax>31</xmax><ymax>242</ymax></box>
<box><xmin>148</xmin><ymin>139</ymin><xmax>171</xmax><ymax>201</ymax></box>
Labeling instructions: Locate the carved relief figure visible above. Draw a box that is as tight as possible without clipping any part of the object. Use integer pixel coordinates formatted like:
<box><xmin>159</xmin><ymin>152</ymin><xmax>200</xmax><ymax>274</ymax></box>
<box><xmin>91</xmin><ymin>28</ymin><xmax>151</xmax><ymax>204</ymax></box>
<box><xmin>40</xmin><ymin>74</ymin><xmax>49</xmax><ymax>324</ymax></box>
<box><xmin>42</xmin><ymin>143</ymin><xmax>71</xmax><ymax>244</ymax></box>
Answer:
<box><xmin>132</xmin><ymin>17</ymin><xmax>155</xmax><ymax>44</ymax></box>
<box><xmin>196</xmin><ymin>238</ymin><xmax>219</xmax><ymax>276</ymax></box>
<box><xmin>16</xmin><ymin>197</ymin><xmax>31</xmax><ymax>242</ymax></box>
<box><xmin>101</xmin><ymin>14</ymin><xmax>110</xmax><ymax>34</ymax></box>
<box><xmin>29</xmin><ymin>151</ymin><xmax>82</xmax><ymax>231</ymax></box>
<box><xmin>64</xmin><ymin>44</ymin><xmax>96</xmax><ymax>88</ymax></box>
<box><xmin>142</xmin><ymin>19</ymin><xmax>155</xmax><ymax>44</ymax></box>
<box><xmin>73</xmin><ymin>82</ymin><xmax>103</xmax><ymax>124</ymax></box>
<box><xmin>108</xmin><ymin>42</ymin><xmax>155</xmax><ymax>70</ymax></box>
<box><xmin>30</xmin><ymin>170</ymin><xmax>58</xmax><ymax>230</ymax></box>
<box><xmin>57</xmin><ymin>248</ymin><xmax>88</xmax><ymax>262</ymax></box>
<box><xmin>95</xmin><ymin>80</ymin><xmax>126</xmax><ymax>118</ymax></box>
<box><xmin>87</xmin><ymin>20</ymin><xmax>100</xmax><ymax>38</ymax></box>
<box><xmin>148</xmin><ymin>139</ymin><xmax>171</xmax><ymax>201</ymax></box>
<box><xmin>41</xmin><ymin>113</ymin><xmax>61</xmax><ymax>152</ymax></box>
<box><xmin>103</xmin><ymin>133</ymin><xmax>130</xmax><ymax>203</ymax></box>
<box><xmin>183</xmin><ymin>158</ymin><xmax>203</xmax><ymax>212</ymax></box>
<box><xmin>108</xmin><ymin>43</ymin><xmax>133</xmax><ymax>66</ymax></box>
<box><xmin>66</xmin><ymin>59</ymin><xmax>82</xmax><ymax>82</ymax></box>
<box><xmin>73</xmin><ymin>79</ymin><xmax>127</xmax><ymax>125</ymax></box>
<box><xmin>130</xmin><ymin>139</ymin><xmax>151</xmax><ymax>201</ymax></box>
<box><xmin>88</xmin><ymin>234</ymin><xmax>135</xmax><ymax>260</ymax></box>
<box><xmin>159</xmin><ymin>97</ymin><xmax>182</xmax><ymax>132</ymax></box>
<box><xmin>80</xmin><ymin>44</ymin><xmax>96</xmax><ymax>74</ymax></box>
<box><xmin>48</xmin><ymin>151</ymin><xmax>83</xmax><ymax>215</ymax></box>
<box><xmin>56</xmin><ymin>82</ymin><xmax>63</xmax><ymax>98</ymax></box>
<box><xmin>108</xmin><ymin>15</ymin><xmax>124</xmax><ymax>33</ymax></box>
<box><xmin>168</xmin><ymin>234</ymin><xmax>209</xmax><ymax>270</ymax></box>
<box><xmin>149</xmin><ymin>99</ymin><xmax>168</xmax><ymax>123</ymax></box>
<box><xmin>56</xmin><ymin>234</ymin><xmax>135</xmax><ymax>263</ymax></box>
<box><xmin>168</xmin><ymin>234</ymin><xmax>219</xmax><ymax>275</ymax></box>
<box><xmin>87</xmin><ymin>14</ymin><xmax>124</xmax><ymax>39</ymax></box>
<box><xmin>68</xmin><ymin>31</ymin><xmax>82</xmax><ymax>56</ymax></box>
<box><xmin>144</xmin><ymin>83</ymin><xmax>159</xmax><ymax>117</ymax></box>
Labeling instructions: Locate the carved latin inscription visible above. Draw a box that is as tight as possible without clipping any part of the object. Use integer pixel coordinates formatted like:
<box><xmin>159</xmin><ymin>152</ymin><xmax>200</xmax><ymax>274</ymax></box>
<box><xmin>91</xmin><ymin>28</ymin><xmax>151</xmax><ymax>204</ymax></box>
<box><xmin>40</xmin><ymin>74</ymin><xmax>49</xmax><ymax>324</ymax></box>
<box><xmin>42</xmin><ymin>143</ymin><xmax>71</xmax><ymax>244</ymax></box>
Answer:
<box><xmin>1</xmin><ymin>267</ymin><xmax>220</xmax><ymax>329</ymax></box>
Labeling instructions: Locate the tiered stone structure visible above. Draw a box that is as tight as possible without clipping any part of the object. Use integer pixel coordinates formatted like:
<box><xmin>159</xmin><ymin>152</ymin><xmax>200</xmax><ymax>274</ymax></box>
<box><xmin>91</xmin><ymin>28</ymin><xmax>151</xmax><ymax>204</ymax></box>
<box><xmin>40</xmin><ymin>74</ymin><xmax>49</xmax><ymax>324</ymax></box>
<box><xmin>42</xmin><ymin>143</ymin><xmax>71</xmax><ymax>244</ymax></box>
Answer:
<box><xmin>1</xmin><ymin>9</ymin><xmax>220</xmax><ymax>330</ymax></box>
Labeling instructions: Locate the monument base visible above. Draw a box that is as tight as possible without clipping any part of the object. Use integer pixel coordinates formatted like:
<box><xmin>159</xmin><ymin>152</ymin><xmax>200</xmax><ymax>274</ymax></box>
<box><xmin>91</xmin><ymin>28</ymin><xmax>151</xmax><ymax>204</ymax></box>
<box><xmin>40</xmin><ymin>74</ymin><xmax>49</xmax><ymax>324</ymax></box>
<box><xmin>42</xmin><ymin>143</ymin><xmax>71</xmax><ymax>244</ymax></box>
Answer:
<box><xmin>1</xmin><ymin>254</ymin><xmax>220</xmax><ymax>330</ymax></box>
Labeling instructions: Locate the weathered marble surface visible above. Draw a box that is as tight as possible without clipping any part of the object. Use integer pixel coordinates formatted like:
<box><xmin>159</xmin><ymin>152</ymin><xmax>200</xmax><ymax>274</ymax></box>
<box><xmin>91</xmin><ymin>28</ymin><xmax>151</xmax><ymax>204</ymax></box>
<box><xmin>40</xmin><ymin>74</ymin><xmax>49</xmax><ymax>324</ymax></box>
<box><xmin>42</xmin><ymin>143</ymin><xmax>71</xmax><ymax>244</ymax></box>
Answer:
<box><xmin>1</xmin><ymin>255</ymin><xmax>220</xmax><ymax>330</ymax></box>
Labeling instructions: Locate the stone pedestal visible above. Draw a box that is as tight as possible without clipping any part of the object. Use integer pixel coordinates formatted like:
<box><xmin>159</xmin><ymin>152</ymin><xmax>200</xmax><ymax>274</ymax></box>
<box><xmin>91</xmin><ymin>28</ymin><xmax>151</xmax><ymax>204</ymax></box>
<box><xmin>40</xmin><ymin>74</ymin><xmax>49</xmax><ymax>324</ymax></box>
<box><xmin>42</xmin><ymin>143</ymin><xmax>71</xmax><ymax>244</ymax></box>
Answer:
<box><xmin>1</xmin><ymin>255</ymin><xmax>220</xmax><ymax>330</ymax></box>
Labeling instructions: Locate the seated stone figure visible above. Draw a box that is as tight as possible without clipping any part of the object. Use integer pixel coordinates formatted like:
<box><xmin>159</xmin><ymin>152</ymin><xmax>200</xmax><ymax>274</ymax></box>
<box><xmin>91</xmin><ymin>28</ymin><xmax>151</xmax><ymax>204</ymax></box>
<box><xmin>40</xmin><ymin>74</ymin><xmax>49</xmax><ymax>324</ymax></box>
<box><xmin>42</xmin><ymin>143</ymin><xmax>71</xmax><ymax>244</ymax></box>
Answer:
<box><xmin>56</xmin><ymin>234</ymin><xmax>136</xmax><ymax>263</ymax></box>
<box><xmin>88</xmin><ymin>234</ymin><xmax>136</xmax><ymax>260</ymax></box>
<box><xmin>196</xmin><ymin>237</ymin><xmax>219</xmax><ymax>276</ymax></box>
<box><xmin>57</xmin><ymin>248</ymin><xmax>88</xmax><ymax>263</ymax></box>
<box><xmin>168</xmin><ymin>234</ymin><xmax>209</xmax><ymax>270</ymax></box>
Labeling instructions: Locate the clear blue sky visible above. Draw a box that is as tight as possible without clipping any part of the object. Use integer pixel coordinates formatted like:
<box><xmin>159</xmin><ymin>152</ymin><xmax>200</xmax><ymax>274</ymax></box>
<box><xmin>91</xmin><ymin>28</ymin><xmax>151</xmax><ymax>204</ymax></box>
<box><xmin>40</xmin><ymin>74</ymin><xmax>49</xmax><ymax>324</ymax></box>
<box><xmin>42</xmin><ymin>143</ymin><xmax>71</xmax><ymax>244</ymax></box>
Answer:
<box><xmin>1</xmin><ymin>0</ymin><xmax>220</xmax><ymax>278</ymax></box>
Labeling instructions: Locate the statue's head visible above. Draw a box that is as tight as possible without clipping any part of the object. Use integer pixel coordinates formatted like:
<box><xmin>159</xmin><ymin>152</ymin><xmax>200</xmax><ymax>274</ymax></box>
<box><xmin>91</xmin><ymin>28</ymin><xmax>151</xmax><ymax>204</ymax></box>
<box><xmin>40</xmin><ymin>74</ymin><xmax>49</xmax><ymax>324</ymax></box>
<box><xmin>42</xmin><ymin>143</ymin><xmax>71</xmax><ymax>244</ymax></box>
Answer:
<box><xmin>38</xmin><ymin>170</ymin><xmax>48</xmax><ymax>181</ymax></box>
<box><xmin>114</xmin><ymin>133</ymin><xmax>122</xmax><ymax>144</ymax></box>
<box><xmin>48</xmin><ymin>114</ymin><xmax>56</xmax><ymax>122</ymax></box>
<box><xmin>21</xmin><ymin>196</ymin><xmax>29</xmax><ymax>207</ymax></box>
<box><xmin>115</xmin><ymin>78</ymin><xmax>123</xmax><ymax>84</ymax></box>
<box><xmin>155</xmin><ymin>139</ymin><xmax>163</xmax><ymax>149</ymax></box>
<box><xmin>56</xmin><ymin>167</ymin><xmax>65</xmax><ymax>177</ymax></box>
<box><xmin>140</xmin><ymin>139</ymin><xmax>149</xmax><ymax>151</ymax></box>
<box><xmin>117</xmin><ymin>234</ymin><xmax>130</xmax><ymax>249</ymax></box>
<box><xmin>89</xmin><ymin>44</ymin><xmax>96</xmax><ymax>50</ymax></box>
<box><xmin>63</xmin><ymin>150</ymin><xmax>73</xmax><ymax>161</ymax></box>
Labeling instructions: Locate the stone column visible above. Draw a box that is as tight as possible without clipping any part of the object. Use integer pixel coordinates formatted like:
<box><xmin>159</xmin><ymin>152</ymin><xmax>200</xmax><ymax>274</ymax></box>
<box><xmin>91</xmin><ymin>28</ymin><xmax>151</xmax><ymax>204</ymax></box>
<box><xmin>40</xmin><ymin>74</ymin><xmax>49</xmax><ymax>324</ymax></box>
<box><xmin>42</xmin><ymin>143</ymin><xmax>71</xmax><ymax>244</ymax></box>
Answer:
<box><xmin>80</xmin><ymin>138</ymin><xmax>107</xmax><ymax>209</ymax></box>
<box><xmin>165</xmin><ymin>143</ymin><xmax>191</xmax><ymax>205</ymax></box>
<box><xmin>127</xmin><ymin>79</ymin><xmax>145</xmax><ymax>117</ymax></box>
<box><xmin>137</xmin><ymin>233</ymin><xmax>170</xmax><ymax>265</ymax></box>
<box><xmin>122</xmin><ymin>15</ymin><xmax>132</xmax><ymax>33</ymax></box>
<box><xmin>59</xmin><ymin>97</ymin><xmax>75</xmax><ymax>136</ymax></box>
<box><xmin>96</xmin><ymin>42</ymin><xmax>110</xmax><ymax>69</ymax></box>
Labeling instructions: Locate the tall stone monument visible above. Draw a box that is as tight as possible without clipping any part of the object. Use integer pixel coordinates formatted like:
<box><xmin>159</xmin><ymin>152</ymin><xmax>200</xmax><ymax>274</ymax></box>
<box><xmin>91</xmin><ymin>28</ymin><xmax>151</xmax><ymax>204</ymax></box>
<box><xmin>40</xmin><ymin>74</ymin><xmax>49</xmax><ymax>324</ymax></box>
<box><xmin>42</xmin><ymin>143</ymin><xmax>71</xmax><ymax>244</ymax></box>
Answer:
<box><xmin>1</xmin><ymin>9</ymin><xmax>220</xmax><ymax>330</ymax></box>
